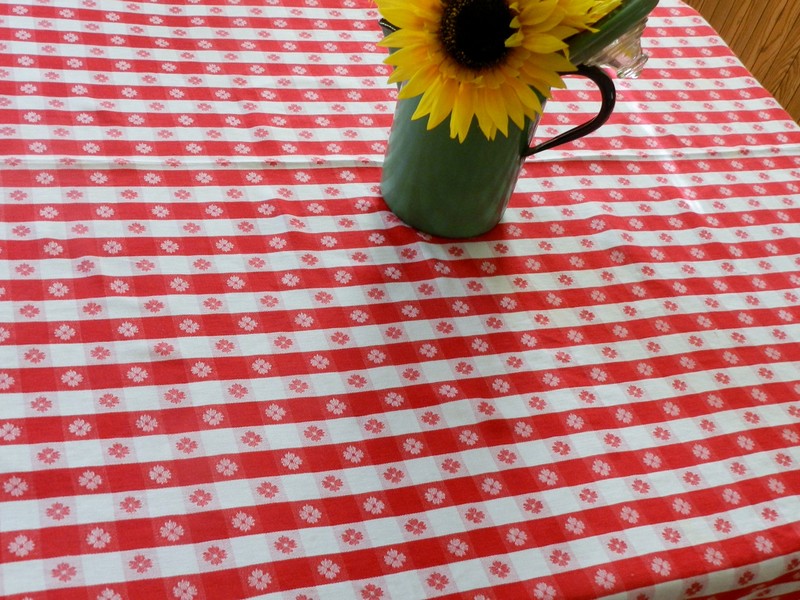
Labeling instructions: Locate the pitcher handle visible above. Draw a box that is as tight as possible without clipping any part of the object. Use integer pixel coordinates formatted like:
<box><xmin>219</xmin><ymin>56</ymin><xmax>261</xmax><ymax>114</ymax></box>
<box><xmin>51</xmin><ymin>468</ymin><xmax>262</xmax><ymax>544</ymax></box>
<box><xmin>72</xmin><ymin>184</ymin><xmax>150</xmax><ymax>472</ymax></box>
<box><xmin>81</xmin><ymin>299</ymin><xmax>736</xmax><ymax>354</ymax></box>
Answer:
<box><xmin>524</xmin><ymin>64</ymin><xmax>616</xmax><ymax>157</ymax></box>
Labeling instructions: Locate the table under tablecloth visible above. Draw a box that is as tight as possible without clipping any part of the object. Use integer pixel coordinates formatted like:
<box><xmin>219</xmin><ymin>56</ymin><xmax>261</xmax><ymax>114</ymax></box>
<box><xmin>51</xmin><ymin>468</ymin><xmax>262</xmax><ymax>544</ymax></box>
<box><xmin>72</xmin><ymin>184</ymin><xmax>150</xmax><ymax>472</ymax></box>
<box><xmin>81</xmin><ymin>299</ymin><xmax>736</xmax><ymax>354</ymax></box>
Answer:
<box><xmin>1</xmin><ymin>0</ymin><xmax>799</xmax><ymax>598</ymax></box>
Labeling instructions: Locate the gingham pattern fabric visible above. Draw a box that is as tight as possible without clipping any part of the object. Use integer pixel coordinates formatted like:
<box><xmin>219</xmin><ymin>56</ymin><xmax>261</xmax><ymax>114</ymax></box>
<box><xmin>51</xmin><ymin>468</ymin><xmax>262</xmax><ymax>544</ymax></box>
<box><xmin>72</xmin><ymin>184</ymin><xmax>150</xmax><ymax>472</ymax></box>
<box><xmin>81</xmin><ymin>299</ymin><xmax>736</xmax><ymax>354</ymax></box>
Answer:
<box><xmin>1</xmin><ymin>0</ymin><xmax>799</xmax><ymax>598</ymax></box>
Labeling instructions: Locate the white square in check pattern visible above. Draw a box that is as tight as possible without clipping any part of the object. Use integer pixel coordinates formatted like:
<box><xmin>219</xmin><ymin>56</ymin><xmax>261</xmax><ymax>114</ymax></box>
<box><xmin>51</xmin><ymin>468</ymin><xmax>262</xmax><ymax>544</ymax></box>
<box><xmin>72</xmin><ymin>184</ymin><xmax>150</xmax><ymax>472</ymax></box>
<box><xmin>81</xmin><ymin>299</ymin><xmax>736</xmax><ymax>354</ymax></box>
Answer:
<box><xmin>402</xmin><ymin>455</ymin><xmax>441</xmax><ymax>486</ymax></box>
<box><xmin>668</xmin><ymin>415</ymin><xmax>705</xmax><ymax>444</ymax></box>
<box><xmin>74</xmin><ymin>494</ymin><xmax>116</xmax><ymax>526</ymax></box>
<box><xmin>562</xmin><ymin>536</ymin><xmax>607</xmax><ymax>570</ymax></box>
<box><xmin>155</xmin><ymin>543</ymin><xmax>200</xmax><ymax>578</ymax></box>
<box><xmin>646</xmin><ymin>469</ymin><xmax>688</xmax><ymax>501</ymax></box>
<box><xmin>61</xmin><ymin>437</ymin><xmax>105</xmax><ymax>469</ymax></box>
<box><xmin>199</xmin><ymin>427</ymin><xmax>240</xmax><ymax>463</ymax></box>
<box><xmin>381</xmin><ymin>569</ymin><xmax>428</xmax><ymax>599</ymax></box>
<box><xmin>363</xmin><ymin>511</ymin><xmax>405</xmax><ymax>548</ymax></box>
<box><xmin>4</xmin><ymin>441</ymin><xmax>33</xmax><ymax>472</ymax></box>
<box><xmin>452</xmin><ymin>557</ymin><xmax>493</xmax><ymax>591</ymax></box>
<box><xmin>297</xmin><ymin>525</ymin><xmax>339</xmax><ymax>555</ymax></box>
<box><xmin>164</xmin><ymin>293</ymin><xmax>203</xmax><ymax>316</ymax></box>
<box><xmin>131</xmin><ymin>432</ymin><xmax>171</xmax><ymax>464</ymax></box>
<box><xmin>483</xmin><ymin>496</ymin><xmax>524</xmax><ymax>527</ymax></box>
<box><xmin>230</xmin><ymin>533</ymin><xmax>275</xmax><ymax>567</ymax></box>
<box><xmin>215</xmin><ymin>479</ymin><xmax>257</xmax><ymax>510</ymax></box>
<box><xmin>1</xmin><ymin>560</ymin><xmax>45</xmax><ymax>596</ymax></box>
<box><xmin>508</xmin><ymin>547</ymin><xmax>551</xmax><ymax>583</ymax></box>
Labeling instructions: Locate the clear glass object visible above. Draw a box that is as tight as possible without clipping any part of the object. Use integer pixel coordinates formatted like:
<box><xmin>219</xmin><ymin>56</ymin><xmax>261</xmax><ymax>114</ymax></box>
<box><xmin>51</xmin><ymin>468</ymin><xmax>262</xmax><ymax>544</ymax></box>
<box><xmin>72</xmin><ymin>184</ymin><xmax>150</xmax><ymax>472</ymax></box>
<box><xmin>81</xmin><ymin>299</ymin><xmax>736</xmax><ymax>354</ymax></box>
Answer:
<box><xmin>585</xmin><ymin>18</ymin><xmax>650</xmax><ymax>79</ymax></box>
<box><xmin>566</xmin><ymin>0</ymin><xmax>658</xmax><ymax>80</ymax></box>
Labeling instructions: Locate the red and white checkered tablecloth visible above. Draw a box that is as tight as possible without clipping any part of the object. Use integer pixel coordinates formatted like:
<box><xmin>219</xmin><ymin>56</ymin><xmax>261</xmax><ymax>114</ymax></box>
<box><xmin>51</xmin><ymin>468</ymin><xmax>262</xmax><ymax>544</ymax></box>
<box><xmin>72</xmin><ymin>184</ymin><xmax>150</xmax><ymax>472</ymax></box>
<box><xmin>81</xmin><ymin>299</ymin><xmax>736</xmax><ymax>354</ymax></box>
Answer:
<box><xmin>1</xmin><ymin>0</ymin><xmax>800</xmax><ymax>598</ymax></box>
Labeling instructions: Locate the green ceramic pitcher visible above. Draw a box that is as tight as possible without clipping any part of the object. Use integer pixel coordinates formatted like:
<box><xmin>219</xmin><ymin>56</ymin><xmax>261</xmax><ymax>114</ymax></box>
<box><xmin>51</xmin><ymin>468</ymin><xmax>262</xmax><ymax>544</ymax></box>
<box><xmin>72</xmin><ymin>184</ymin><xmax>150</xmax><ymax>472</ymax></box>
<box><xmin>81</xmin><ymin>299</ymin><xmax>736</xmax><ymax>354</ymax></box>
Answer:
<box><xmin>380</xmin><ymin>61</ymin><xmax>615</xmax><ymax>238</ymax></box>
<box><xmin>378</xmin><ymin>0</ymin><xmax>657</xmax><ymax>238</ymax></box>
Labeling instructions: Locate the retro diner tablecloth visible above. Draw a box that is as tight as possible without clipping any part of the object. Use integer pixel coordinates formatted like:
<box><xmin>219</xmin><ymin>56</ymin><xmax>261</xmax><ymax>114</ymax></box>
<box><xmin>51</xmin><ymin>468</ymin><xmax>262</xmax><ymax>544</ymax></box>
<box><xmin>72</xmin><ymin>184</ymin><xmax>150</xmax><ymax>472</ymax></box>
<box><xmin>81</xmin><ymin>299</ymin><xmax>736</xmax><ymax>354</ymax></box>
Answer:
<box><xmin>0</xmin><ymin>0</ymin><xmax>799</xmax><ymax>598</ymax></box>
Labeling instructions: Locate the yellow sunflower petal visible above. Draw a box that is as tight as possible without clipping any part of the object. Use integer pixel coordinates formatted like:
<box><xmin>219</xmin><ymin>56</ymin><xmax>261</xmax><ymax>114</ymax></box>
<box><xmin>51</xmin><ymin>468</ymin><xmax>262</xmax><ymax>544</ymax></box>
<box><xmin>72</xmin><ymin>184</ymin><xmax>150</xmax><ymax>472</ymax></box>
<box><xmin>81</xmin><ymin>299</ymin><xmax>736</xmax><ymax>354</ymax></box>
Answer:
<box><xmin>412</xmin><ymin>75</ymin><xmax>458</xmax><ymax>131</ymax></box>
<box><xmin>377</xmin><ymin>0</ymin><xmax>441</xmax><ymax>31</ymax></box>
<box><xmin>521</xmin><ymin>54</ymin><xmax>573</xmax><ymax>89</ymax></box>
<box><xmin>521</xmin><ymin>32</ymin><xmax>569</xmax><ymax>54</ymax></box>
<box><xmin>398</xmin><ymin>63</ymin><xmax>440</xmax><ymax>99</ymax></box>
<box><xmin>473</xmin><ymin>91</ymin><xmax>496</xmax><ymax>140</ymax></box>
<box><xmin>499</xmin><ymin>82</ymin><xmax>527</xmax><ymax>130</ymax></box>
<box><xmin>505</xmin><ymin>30</ymin><xmax>525</xmax><ymax>48</ymax></box>
<box><xmin>518</xmin><ymin>0</ymin><xmax>559</xmax><ymax>26</ymax></box>
<box><xmin>526</xmin><ymin>6</ymin><xmax>566</xmax><ymax>33</ymax></box>
<box><xmin>508</xmin><ymin>77</ymin><xmax>544</xmax><ymax>114</ymax></box>
<box><xmin>380</xmin><ymin>29</ymin><xmax>430</xmax><ymax>52</ymax></box>
<box><xmin>482</xmin><ymin>87</ymin><xmax>510</xmax><ymax>138</ymax></box>
<box><xmin>431</xmin><ymin>76</ymin><xmax>460</xmax><ymax>128</ymax></box>
<box><xmin>450</xmin><ymin>83</ymin><xmax>476</xmax><ymax>142</ymax></box>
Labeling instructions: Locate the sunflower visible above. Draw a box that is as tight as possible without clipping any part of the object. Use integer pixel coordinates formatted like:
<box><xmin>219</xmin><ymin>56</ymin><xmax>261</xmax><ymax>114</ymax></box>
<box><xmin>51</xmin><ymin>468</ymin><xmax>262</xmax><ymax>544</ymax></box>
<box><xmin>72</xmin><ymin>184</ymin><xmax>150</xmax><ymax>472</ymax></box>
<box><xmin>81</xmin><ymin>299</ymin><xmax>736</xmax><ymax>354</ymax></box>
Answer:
<box><xmin>378</xmin><ymin>0</ymin><xmax>621</xmax><ymax>142</ymax></box>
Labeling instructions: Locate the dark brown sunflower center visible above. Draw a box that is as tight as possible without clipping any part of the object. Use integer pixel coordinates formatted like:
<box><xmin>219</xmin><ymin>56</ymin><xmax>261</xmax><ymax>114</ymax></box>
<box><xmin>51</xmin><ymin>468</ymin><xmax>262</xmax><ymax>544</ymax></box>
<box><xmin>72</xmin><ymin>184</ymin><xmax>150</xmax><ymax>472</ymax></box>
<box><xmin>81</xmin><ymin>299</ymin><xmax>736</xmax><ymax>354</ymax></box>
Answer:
<box><xmin>439</xmin><ymin>0</ymin><xmax>514</xmax><ymax>70</ymax></box>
